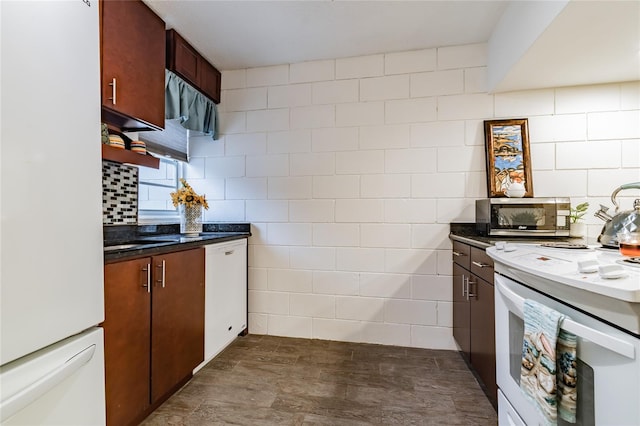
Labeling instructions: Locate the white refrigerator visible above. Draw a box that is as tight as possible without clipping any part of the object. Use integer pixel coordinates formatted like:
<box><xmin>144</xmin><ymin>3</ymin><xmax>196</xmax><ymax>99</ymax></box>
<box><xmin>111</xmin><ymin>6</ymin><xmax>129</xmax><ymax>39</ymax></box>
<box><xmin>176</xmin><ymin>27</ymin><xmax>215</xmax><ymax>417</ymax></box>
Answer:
<box><xmin>0</xmin><ymin>1</ymin><xmax>106</xmax><ymax>424</ymax></box>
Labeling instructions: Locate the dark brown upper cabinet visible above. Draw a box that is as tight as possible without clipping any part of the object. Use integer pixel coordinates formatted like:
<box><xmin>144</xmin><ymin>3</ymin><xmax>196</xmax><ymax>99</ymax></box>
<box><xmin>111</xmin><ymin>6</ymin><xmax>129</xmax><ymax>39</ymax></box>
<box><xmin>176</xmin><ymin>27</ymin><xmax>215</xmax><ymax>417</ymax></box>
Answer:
<box><xmin>100</xmin><ymin>0</ymin><xmax>165</xmax><ymax>131</ymax></box>
<box><xmin>166</xmin><ymin>29</ymin><xmax>221</xmax><ymax>104</ymax></box>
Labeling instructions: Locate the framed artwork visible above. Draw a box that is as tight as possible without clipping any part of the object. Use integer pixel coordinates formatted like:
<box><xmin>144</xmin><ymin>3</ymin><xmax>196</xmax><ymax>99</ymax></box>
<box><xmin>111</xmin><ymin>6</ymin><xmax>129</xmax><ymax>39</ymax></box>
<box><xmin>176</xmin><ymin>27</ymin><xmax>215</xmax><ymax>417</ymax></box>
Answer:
<box><xmin>483</xmin><ymin>118</ymin><xmax>533</xmax><ymax>198</ymax></box>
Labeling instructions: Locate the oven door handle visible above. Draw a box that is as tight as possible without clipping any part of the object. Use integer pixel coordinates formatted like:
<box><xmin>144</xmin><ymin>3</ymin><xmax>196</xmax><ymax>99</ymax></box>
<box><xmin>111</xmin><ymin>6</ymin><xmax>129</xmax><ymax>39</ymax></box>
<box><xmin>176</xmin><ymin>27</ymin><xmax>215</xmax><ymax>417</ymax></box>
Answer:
<box><xmin>496</xmin><ymin>277</ymin><xmax>636</xmax><ymax>360</ymax></box>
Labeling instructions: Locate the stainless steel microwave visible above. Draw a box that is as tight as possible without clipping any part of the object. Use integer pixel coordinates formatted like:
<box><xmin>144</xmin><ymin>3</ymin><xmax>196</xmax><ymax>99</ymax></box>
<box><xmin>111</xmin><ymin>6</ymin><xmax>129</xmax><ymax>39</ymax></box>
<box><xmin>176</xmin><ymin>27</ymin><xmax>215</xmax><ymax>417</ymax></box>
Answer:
<box><xmin>476</xmin><ymin>197</ymin><xmax>571</xmax><ymax>237</ymax></box>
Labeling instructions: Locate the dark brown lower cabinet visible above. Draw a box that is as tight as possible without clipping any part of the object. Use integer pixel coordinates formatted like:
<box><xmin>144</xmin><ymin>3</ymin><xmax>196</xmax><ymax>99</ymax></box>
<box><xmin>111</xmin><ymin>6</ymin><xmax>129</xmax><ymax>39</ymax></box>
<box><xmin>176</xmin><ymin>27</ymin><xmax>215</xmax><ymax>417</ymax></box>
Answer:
<box><xmin>103</xmin><ymin>248</ymin><xmax>205</xmax><ymax>426</ymax></box>
<box><xmin>103</xmin><ymin>258</ymin><xmax>151</xmax><ymax>426</ymax></box>
<box><xmin>451</xmin><ymin>240</ymin><xmax>497</xmax><ymax>407</ymax></box>
<box><xmin>151</xmin><ymin>249</ymin><xmax>205</xmax><ymax>403</ymax></box>
<box><xmin>452</xmin><ymin>262</ymin><xmax>471</xmax><ymax>359</ymax></box>
<box><xmin>469</xmin><ymin>273</ymin><xmax>497</xmax><ymax>403</ymax></box>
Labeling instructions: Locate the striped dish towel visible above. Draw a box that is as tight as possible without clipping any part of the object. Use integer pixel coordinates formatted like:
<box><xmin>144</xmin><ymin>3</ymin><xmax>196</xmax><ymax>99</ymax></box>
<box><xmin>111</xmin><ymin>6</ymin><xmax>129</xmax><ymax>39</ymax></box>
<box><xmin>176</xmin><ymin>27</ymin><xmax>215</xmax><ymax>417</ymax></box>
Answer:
<box><xmin>520</xmin><ymin>299</ymin><xmax>577</xmax><ymax>425</ymax></box>
<box><xmin>557</xmin><ymin>329</ymin><xmax>578</xmax><ymax>423</ymax></box>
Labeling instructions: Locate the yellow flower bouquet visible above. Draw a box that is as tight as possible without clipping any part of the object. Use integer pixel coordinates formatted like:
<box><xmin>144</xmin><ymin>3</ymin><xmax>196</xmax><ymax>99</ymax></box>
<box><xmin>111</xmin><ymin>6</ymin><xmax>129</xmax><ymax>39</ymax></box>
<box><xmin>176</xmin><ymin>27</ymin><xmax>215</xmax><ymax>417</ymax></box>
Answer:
<box><xmin>170</xmin><ymin>178</ymin><xmax>209</xmax><ymax>210</ymax></box>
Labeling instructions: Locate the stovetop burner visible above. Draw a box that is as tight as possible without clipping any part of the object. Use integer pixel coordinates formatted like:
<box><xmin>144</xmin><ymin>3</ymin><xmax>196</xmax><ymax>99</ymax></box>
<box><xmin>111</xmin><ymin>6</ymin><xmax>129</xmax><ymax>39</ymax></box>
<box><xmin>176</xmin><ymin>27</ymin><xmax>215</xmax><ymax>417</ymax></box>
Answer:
<box><xmin>540</xmin><ymin>242</ymin><xmax>590</xmax><ymax>249</ymax></box>
<box><xmin>621</xmin><ymin>257</ymin><xmax>640</xmax><ymax>268</ymax></box>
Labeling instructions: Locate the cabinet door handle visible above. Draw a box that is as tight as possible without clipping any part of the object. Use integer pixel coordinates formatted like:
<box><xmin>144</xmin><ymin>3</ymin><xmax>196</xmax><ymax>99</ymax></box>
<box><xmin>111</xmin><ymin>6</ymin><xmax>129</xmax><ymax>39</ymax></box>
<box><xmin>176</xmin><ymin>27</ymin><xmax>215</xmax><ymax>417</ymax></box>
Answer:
<box><xmin>472</xmin><ymin>261</ymin><xmax>491</xmax><ymax>268</ymax></box>
<box><xmin>156</xmin><ymin>260</ymin><xmax>166</xmax><ymax>288</ymax></box>
<box><xmin>225</xmin><ymin>250</ymin><xmax>234</xmax><ymax>256</ymax></box>
<box><xmin>461</xmin><ymin>275</ymin><xmax>467</xmax><ymax>298</ymax></box>
<box><xmin>142</xmin><ymin>263</ymin><xmax>151</xmax><ymax>293</ymax></box>
<box><xmin>467</xmin><ymin>277</ymin><xmax>477</xmax><ymax>300</ymax></box>
<box><xmin>452</xmin><ymin>251</ymin><xmax>466</xmax><ymax>257</ymax></box>
<box><xmin>108</xmin><ymin>78</ymin><xmax>116</xmax><ymax>105</ymax></box>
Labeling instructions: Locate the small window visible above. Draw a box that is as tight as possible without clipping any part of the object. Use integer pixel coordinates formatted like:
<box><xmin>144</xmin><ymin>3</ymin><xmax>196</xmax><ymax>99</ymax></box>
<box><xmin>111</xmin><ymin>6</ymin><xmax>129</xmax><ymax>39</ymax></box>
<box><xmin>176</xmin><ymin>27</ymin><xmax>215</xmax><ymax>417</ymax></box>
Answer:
<box><xmin>137</xmin><ymin>157</ymin><xmax>184</xmax><ymax>223</ymax></box>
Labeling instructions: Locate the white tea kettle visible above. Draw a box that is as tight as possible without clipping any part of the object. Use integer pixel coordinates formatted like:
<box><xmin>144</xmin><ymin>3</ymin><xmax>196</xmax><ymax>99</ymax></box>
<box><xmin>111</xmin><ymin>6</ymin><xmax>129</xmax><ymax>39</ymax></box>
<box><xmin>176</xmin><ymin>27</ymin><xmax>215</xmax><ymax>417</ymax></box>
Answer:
<box><xmin>595</xmin><ymin>182</ymin><xmax>640</xmax><ymax>248</ymax></box>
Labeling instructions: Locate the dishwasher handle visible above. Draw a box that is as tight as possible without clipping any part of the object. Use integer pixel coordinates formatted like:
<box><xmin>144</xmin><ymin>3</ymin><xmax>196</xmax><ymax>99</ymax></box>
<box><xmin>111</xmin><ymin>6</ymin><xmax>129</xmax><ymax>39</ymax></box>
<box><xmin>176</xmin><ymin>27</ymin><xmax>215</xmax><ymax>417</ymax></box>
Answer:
<box><xmin>0</xmin><ymin>344</ymin><xmax>96</xmax><ymax>422</ymax></box>
<box><xmin>496</xmin><ymin>275</ymin><xmax>636</xmax><ymax>360</ymax></box>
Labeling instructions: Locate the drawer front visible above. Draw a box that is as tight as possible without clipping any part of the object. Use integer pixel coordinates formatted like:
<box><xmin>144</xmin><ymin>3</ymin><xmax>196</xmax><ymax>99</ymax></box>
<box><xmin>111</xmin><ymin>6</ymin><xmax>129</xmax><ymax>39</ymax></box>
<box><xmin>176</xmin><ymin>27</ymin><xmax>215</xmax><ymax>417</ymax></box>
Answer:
<box><xmin>470</xmin><ymin>247</ymin><xmax>494</xmax><ymax>284</ymax></box>
<box><xmin>452</xmin><ymin>241</ymin><xmax>471</xmax><ymax>269</ymax></box>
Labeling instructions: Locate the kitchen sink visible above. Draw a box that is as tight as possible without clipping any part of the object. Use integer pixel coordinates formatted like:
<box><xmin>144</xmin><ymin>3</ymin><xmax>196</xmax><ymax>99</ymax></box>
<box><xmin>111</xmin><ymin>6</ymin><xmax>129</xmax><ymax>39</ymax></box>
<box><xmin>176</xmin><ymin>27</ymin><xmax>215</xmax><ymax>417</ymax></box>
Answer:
<box><xmin>104</xmin><ymin>243</ymin><xmax>145</xmax><ymax>252</ymax></box>
<box><xmin>103</xmin><ymin>239</ymin><xmax>178</xmax><ymax>252</ymax></box>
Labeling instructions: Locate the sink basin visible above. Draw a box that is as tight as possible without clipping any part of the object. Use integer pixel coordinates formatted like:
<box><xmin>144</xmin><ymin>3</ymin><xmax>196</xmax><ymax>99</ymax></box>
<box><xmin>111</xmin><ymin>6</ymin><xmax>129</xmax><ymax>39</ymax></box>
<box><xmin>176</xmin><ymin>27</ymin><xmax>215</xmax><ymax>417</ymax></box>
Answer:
<box><xmin>104</xmin><ymin>243</ymin><xmax>145</xmax><ymax>252</ymax></box>
<box><xmin>103</xmin><ymin>239</ymin><xmax>178</xmax><ymax>252</ymax></box>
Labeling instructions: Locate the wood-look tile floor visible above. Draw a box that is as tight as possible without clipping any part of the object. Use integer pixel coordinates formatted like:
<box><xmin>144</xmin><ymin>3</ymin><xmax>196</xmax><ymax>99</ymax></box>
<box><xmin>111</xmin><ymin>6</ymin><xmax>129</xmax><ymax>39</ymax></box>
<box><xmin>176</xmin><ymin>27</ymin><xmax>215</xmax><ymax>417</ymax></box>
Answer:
<box><xmin>141</xmin><ymin>334</ymin><xmax>497</xmax><ymax>425</ymax></box>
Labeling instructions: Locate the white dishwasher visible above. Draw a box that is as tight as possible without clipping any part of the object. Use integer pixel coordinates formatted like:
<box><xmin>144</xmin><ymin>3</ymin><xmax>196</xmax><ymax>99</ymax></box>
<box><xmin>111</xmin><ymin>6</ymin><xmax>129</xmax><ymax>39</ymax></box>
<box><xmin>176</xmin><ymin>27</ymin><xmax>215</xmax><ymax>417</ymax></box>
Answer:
<box><xmin>195</xmin><ymin>239</ymin><xmax>248</xmax><ymax>372</ymax></box>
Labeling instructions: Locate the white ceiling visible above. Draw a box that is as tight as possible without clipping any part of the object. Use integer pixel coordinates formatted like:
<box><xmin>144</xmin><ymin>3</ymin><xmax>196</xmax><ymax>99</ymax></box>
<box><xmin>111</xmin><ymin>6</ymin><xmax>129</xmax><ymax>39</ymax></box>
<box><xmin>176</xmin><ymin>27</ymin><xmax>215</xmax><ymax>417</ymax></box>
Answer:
<box><xmin>488</xmin><ymin>0</ymin><xmax>640</xmax><ymax>92</ymax></box>
<box><xmin>145</xmin><ymin>0</ymin><xmax>510</xmax><ymax>70</ymax></box>
<box><xmin>145</xmin><ymin>0</ymin><xmax>640</xmax><ymax>91</ymax></box>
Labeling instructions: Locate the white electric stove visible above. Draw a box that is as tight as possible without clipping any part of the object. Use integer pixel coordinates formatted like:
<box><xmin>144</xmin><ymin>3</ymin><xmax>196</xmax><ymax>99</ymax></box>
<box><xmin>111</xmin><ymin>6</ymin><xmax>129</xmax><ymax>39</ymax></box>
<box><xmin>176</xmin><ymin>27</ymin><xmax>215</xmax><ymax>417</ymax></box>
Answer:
<box><xmin>488</xmin><ymin>243</ymin><xmax>640</xmax><ymax>335</ymax></box>
<box><xmin>488</xmin><ymin>243</ymin><xmax>640</xmax><ymax>426</ymax></box>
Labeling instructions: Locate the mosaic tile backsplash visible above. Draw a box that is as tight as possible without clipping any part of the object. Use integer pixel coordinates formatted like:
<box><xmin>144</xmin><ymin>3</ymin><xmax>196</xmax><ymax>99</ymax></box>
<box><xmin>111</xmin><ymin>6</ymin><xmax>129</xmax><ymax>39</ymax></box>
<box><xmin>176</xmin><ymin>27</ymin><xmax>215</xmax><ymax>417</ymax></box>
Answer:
<box><xmin>102</xmin><ymin>160</ymin><xmax>138</xmax><ymax>225</ymax></box>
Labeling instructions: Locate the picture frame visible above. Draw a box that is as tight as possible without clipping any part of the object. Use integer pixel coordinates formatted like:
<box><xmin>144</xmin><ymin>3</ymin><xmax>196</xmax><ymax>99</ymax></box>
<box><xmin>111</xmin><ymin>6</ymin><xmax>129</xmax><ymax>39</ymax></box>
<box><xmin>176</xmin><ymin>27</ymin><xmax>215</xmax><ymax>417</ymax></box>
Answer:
<box><xmin>483</xmin><ymin>118</ymin><xmax>534</xmax><ymax>198</ymax></box>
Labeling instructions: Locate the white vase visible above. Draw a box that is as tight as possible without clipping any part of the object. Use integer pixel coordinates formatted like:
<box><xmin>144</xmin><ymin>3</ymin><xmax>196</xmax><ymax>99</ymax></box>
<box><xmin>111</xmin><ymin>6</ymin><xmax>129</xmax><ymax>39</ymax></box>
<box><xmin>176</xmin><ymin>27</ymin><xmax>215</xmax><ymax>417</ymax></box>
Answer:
<box><xmin>179</xmin><ymin>204</ymin><xmax>203</xmax><ymax>236</ymax></box>
<box><xmin>569</xmin><ymin>222</ymin><xmax>585</xmax><ymax>238</ymax></box>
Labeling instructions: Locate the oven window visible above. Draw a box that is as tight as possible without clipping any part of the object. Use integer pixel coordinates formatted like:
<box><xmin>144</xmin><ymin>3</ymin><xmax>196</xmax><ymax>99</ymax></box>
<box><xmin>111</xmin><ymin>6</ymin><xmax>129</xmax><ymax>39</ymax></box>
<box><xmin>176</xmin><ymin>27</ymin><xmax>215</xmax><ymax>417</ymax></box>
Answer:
<box><xmin>508</xmin><ymin>312</ymin><xmax>595</xmax><ymax>425</ymax></box>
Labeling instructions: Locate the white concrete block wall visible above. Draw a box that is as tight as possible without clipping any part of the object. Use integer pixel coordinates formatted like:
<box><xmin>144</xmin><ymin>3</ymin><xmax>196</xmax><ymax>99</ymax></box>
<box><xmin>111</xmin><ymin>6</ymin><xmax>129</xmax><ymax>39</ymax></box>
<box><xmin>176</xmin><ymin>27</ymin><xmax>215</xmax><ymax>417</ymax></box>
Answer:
<box><xmin>189</xmin><ymin>42</ymin><xmax>640</xmax><ymax>350</ymax></box>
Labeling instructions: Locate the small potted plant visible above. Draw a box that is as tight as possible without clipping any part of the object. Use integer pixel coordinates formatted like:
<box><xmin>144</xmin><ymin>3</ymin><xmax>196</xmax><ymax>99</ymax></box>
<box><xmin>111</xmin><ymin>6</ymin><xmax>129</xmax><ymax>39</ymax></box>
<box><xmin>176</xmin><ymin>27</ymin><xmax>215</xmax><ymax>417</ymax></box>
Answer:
<box><xmin>569</xmin><ymin>202</ymin><xmax>589</xmax><ymax>237</ymax></box>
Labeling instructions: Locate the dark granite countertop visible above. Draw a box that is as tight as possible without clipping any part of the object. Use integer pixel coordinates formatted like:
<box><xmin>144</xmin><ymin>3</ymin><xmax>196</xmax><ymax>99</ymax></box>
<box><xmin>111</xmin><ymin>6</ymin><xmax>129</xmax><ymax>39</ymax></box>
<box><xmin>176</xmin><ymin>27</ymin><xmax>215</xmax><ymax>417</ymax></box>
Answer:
<box><xmin>104</xmin><ymin>223</ymin><xmax>251</xmax><ymax>263</ymax></box>
<box><xmin>449</xmin><ymin>223</ymin><xmax>590</xmax><ymax>250</ymax></box>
